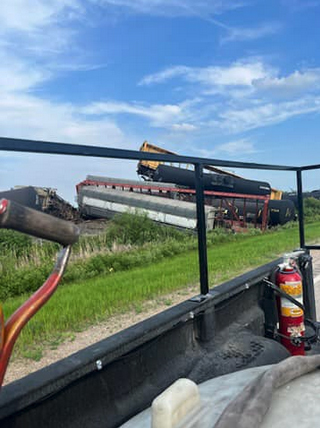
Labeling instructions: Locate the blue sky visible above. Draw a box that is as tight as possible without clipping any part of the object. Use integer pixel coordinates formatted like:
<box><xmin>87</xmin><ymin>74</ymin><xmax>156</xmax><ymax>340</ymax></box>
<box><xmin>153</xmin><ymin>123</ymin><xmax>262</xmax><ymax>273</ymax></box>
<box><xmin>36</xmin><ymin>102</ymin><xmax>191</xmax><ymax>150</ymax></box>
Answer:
<box><xmin>1</xmin><ymin>0</ymin><xmax>320</xmax><ymax>202</ymax></box>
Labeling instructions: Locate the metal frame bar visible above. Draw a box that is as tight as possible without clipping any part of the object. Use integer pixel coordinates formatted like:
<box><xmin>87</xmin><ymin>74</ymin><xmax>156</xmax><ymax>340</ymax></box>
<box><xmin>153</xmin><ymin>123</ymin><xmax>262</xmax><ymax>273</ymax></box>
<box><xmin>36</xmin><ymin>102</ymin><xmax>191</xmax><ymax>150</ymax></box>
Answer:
<box><xmin>0</xmin><ymin>136</ymin><xmax>319</xmax><ymax>299</ymax></box>
<box><xmin>300</xmin><ymin>164</ymin><xmax>320</xmax><ymax>171</ymax></box>
<box><xmin>0</xmin><ymin>137</ymin><xmax>298</xmax><ymax>171</ymax></box>
<box><xmin>296</xmin><ymin>170</ymin><xmax>305</xmax><ymax>248</ymax></box>
<box><xmin>194</xmin><ymin>164</ymin><xmax>209</xmax><ymax>295</ymax></box>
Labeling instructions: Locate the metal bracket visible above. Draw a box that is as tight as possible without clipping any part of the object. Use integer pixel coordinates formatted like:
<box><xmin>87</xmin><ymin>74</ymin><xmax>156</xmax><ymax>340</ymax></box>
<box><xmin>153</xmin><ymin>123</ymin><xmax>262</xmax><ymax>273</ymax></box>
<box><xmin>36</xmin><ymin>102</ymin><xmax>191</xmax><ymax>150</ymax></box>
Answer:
<box><xmin>189</xmin><ymin>293</ymin><xmax>213</xmax><ymax>303</ymax></box>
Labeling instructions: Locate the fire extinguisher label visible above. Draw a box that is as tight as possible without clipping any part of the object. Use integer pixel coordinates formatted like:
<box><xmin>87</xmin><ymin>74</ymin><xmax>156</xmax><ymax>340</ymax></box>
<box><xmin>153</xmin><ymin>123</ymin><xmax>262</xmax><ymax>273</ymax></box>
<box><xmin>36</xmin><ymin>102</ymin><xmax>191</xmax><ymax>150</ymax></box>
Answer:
<box><xmin>279</xmin><ymin>281</ymin><xmax>303</xmax><ymax>317</ymax></box>
<box><xmin>287</xmin><ymin>324</ymin><xmax>305</xmax><ymax>337</ymax></box>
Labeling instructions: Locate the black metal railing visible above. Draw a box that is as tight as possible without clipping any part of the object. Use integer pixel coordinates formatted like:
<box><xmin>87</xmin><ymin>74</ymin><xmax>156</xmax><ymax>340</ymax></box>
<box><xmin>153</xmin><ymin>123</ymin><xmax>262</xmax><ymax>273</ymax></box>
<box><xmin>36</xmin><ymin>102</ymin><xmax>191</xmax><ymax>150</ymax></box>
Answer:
<box><xmin>0</xmin><ymin>136</ymin><xmax>319</xmax><ymax>298</ymax></box>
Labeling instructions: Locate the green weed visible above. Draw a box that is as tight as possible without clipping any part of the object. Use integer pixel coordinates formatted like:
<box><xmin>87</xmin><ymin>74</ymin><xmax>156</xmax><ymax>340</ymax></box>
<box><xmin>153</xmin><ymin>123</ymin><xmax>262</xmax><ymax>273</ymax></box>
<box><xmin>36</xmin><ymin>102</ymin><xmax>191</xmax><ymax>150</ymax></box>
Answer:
<box><xmin>22</xmin><ymin>347</ymin><xmax>43</xmax><ymax>361</ymax></box>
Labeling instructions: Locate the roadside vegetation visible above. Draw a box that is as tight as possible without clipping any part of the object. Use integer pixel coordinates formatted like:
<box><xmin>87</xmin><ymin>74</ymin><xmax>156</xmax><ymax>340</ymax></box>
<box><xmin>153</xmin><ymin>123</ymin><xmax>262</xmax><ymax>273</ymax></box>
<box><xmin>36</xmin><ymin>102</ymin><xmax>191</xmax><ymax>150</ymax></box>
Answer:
<box><xmin>304</xmin><ymin>197</ymin><xmax>320</xmax><ymax>222</ymax></box>
<box><xmin>1</xmin><ymin>198</ymin><xmax>320</xmax><ymax>359</ymax></box>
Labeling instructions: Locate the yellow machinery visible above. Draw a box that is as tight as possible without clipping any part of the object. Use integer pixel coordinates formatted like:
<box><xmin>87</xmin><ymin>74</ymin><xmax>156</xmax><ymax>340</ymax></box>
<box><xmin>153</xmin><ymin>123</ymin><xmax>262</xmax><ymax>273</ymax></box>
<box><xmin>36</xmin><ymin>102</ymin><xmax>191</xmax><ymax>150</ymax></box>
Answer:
<box><xmin>138</xmin><ymin>141</ymin><xmax>282</xmax><ymax>200</ymax></box>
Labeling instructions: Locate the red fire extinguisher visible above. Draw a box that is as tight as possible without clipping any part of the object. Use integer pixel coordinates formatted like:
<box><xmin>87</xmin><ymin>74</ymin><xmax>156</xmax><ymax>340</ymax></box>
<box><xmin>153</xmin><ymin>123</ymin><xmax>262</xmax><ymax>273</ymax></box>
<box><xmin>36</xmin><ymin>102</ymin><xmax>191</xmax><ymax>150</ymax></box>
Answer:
<box><xmin>275</xmin><ymin>255</ymin><xmax>305</xmax><ymax>356</ymax></box>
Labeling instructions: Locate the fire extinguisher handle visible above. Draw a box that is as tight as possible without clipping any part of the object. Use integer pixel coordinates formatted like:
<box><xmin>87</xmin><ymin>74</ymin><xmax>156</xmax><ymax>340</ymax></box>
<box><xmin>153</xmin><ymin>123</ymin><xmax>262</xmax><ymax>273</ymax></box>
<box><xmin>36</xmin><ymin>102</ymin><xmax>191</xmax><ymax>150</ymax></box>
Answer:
<box><xmin>0</xmin><ymin>199</ymin><xmax>80</xmax><ymax>246</ymax></box>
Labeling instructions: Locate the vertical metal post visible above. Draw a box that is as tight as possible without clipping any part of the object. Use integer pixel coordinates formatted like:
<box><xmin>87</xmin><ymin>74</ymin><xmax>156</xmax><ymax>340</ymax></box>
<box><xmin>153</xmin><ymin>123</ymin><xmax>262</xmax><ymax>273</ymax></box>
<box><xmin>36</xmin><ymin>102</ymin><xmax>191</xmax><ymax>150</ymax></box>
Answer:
<box><xmin>195</xmin><ymin>163</ymin><xmax>209</xmax><ymax>296</ymax></box>
<box><xmin>296</xmin><ymin>170</ymin><xmax>305</xmax><ymax>248</ymax></box>
<box><xmin>300</xmin><ymin>250</ymin><xmax>317</xmax><ymax>321</ymax></box>
<box><xmin>261</xmin><ymin>197</ymin><xmax>269</xmax><ymax>231</ymax></box>
<box><xmin>232</xmin><ymin>198</ymin><xmax>235</xmax><ymax>228</ymax></box>
<box><xmin>296</xmin><ymin>170</ymin><xmax>317</xmax><ymax>321</ymax></box>
<box><xmin>254</xmin><ymin>199</ymin><xmax>258</xmax><ymax>229</ymax></box>
<box><xmin>243</xmin><ymin>198</ymin><xmax>247</xmax><ymax>228</ymax></box>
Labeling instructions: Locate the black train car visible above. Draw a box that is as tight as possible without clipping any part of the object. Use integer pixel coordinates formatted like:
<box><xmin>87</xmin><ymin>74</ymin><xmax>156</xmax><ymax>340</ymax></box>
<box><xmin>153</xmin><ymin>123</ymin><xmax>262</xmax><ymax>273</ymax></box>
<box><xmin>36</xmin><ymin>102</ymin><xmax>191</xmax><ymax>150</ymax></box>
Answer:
<box><xmin>209</xmin><ymin>198</ymin><xmax>295</xmax><ymax>226</ymax></box>
<box><xmin>153</xmin><ymin>164</ymin><xmax>271</xmax><ymax>196</ymax></box>
<box><xmin>0</xmin><ymin>187</ymin><xmax>40</xmax><ymax>210</ymax></box>
<box><xmin>285</xmin><ymin>190</ymin><xmax>320</xmax><ymax>207</ymax></box>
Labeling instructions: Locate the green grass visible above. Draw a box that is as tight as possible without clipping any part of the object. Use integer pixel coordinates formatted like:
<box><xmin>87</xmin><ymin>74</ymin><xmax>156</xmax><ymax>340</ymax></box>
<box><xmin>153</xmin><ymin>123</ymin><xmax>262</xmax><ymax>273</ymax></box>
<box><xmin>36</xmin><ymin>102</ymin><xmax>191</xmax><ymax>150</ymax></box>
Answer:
<box><xmin>3</xmin><ymin>221</ymin><xmax>320</xmax><ymax>358</ymax></box>
<box><xmin>304</xmin><ymin>197</ymin><xmax>320</xmax><ymax>222</ymax></box>
<box><xmin>0</xmin><ymin>221</ymin><xmax>248</xmax><ymax>301</ymax></box>
<box><xmin>0</xmin><ymin>213</ymin><xmax>191</xmax><ymax>301</ymax></box>
<box><xmin>0</xmin><ymin>205</ymin><xmax>317</xmax><ymax>302</ymax></box>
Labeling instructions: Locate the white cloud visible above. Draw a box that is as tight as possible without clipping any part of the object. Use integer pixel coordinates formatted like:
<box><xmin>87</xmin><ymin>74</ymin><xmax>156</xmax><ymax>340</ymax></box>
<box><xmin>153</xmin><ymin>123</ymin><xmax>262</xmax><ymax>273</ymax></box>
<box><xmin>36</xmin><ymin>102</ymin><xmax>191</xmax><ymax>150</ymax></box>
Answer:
<box><xmin>171</xmin><ymin>123</ymin><xmax>197</xmax><ymax>132</ymax></box>
<box><xmin>194</xmin><ymin>62</ymin><xmax>271</xmax><ymax>87</ymax></box>
<box><xmin>82</xmin><ymin>101</ymin><xmax>185</xmax><ymax>128</ymax></box>
<box><xmin>93</xmin><ymin>0</ymin><xmax>245</xmax><ymax>17</ymax></box>
<box><xmin>0</xmin><ymin>2</ymin><xmax>94</xmax><ymax>147</ymax></box>
<box><xmin>0</xmin><ymin>93</ymin><xmax>124</xmax><ymax>145</ymax></box>
<box><xmin>79</xmin><ymin>63</ymin><xmax>320</xmax><ymax>136</ymax></box>
<box><xmin>0</xmin><ymin>0</ymin><xmax>319</xmax><ymax>198</ymax></box>
<box><xmin>218</xmin><ymin>97</ymin><xmax>320</xmax><ymax>133</ymax></box>
<box><xmin>281</xmin><ymin>0</ymin><xmax>320</xmax><ymax>11</ymax></box>
<box><xmin>0</xmin><ymin>1</ymin><xmax>80</xmax><ymax>58</ymax></box>
<box><xmin>0</xmin><ymin>1</ymin><xmax>125</xmax><ymax>146</ymax></box>
<box><xmin>186</xmin><ymin>139</ymin><xmax>257</xmax><ymax>161</ymax></box>
<box><xmin>96</xmin><ymin>0</ymin><xmax>280</xmax><ymax>44</ymax></box>
<box><xmin>94</xmin><ymin>1</ymin><xmax>280</xmax><ymax>45</ymax></box>
<box><xmin>253</xmin><ymin>69</ymin><xmax>320</xmax><ymax>97</ymax></box>
<box><xmin>0</xmin><ymin>0</ymin><xmax>81</xmax><ymax>32</ymax></box>
<box><xmin>140</xmin><ymin>62</ymin><xmax>320</xmax><ymax>100</ymax></box>
<box><xmin>140</xmin><ymin>60</ymin><xmax>274</xmax><ymax>90</ymax></box>
<box><xmin>0</xmin><ymin>52</ymin><xmax>50</xmax><ymax>92</ymax></box>
<box><xmin>0</xmin><ymin>0</ymin><xmax>132</xmax><ymax>199</ymax></box>
<box><xmin>139</xmin><ymin>66</ymin><xmax>189</xmax><ymax>86</ymax></box>
<box><xmin>215</xmin><ymin>139</ymin><xmax>257</xmax><ymax>154</ymax></box>
<box><xmin>221</xmin><ymin>22</ymin><xmax>281</xmax><ymax>43</ymax></box>
<box><xmin>138</xmin><ymin>60</ymin><xmax>320</xmax><ymax>134</ymax></box>
<box><xmin>0</xmin><ymin>0</ymin><xmax>85</xmax><ymax>77</ymax></box>
<box><xmin>0</xmin><ymin>91</ymin><xmax>134</xmax><ymax>202</ymax></box>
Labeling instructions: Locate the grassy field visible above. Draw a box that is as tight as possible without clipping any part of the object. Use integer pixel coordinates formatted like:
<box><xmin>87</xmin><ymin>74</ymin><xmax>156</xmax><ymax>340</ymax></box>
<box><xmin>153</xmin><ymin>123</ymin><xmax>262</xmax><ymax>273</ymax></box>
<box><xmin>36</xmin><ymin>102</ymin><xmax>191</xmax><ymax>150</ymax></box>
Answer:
<box><xmin>3</xmin><ymin>220</ymin><xmax>320</xmax><ymax>358</ymax></box>
<box><xmin>0</xmin><ymin>213</ymin><xmax>189</xmax><ymax>301</ymax></box>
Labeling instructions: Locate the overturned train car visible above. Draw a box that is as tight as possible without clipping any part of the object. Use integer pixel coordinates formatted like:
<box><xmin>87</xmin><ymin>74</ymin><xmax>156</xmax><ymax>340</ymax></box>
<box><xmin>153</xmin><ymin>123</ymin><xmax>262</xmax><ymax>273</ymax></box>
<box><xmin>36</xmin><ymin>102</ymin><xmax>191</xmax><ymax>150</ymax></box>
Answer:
<box><xmin>78</xmin><ymin>175</ymin><xmax>295</xmax><ymax>227</ymax></box>
<box><xmin>153</xmin><ymin>164</ymin><xmax>272</xmax><ymax>196</ymax></box>
<box><xmin>150</xmin><ymin>165</ymin><xmax>295</xmax><ymax>226</ymax></box>
<box><xmin>77</xmin><ymin>186</ymin><xmax>217</xmax><ymax>230</ymax></box>
<box><xmin>211</xmin><ymin>199</ymin><xmax>296</xmax><ymax>226</ymax></box>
